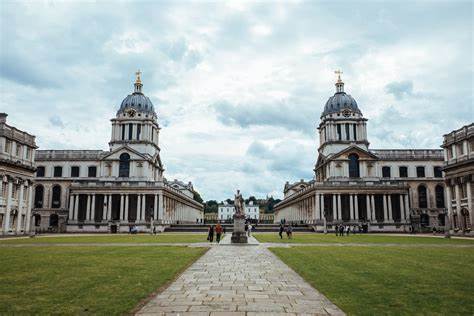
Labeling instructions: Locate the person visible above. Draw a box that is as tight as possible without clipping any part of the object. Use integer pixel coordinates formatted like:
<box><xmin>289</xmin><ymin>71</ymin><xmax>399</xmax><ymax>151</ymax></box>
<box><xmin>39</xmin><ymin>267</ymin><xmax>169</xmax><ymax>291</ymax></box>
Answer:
<box><xmin>339</xmin><ymin>225</ymin><xmax>344</xmax><ymax>236</ymax></box>
<box><xmin>223</xmin><ymin>225</ymin><xmax>226</xmax><ymax>234</ymax></box>
<box><xmin>248</xmin><ymin>224</ymin><xmax>253</xmax><ymax>237</ymax></box>
<box><xmin>245</xmin><ymin>223</ymin><xmax>249</xmax><ymax>235</ymax></box>
<box><xmin>153</xmin><ymin>226</ymin><xmax>157</xmax><ymax>235</ymax></box>
<box><xmin>279</xmin><ymin>224</ymin><xmax>284</xmax><ymax>239</ymax></box>
<box><xmin>207</xmin><ymin>225</ymin><xmax>214</xmax><ymax>242</ymax></box>
<box><xmin>346</xmin><ymin>225</ymin><xmax>350</xmax><ymax>236</ymax></box>
<box><xmin>335</xmin><ymin>224</ymin><xmax>339</xmax><ymax>236</ymax></box>
<box><xmin>215</xmin><ymin>223</ymin><xmax>223</xmax><ymax>243</ymax></box>
<box><xmin>287</xmin><ymin>225</ymin><xmax>293</xmax><ymax>239</ymax></box>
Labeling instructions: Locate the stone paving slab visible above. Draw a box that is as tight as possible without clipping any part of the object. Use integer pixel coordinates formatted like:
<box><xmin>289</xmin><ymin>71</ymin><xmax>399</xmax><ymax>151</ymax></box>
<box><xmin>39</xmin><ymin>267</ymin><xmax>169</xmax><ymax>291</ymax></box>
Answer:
<box><xmin>136</xmin><ymin>241</ymin><xmax>345</xmax><ymax>315</ymax></box>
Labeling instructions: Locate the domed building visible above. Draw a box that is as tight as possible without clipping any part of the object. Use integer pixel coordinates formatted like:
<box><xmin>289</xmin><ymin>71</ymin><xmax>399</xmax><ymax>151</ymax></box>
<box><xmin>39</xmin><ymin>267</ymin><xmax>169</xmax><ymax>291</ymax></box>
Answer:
<box><xmin>274</xmin><ymin>72</ymin><xmax>446</xmax><ymax>233</ymax></box>
<box><xmin>32</xmin><ymin>72</ymin><xmax>203</xmax><ymax>233</ymax></box>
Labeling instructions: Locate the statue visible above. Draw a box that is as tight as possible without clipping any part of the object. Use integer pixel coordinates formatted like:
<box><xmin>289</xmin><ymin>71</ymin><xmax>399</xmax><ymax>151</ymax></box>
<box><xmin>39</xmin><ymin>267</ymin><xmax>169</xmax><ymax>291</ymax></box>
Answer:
<box><xmin>234</xmin><ymin>190</ymin><xmax>245</xmax><ymax>217</ymax></box>
<box><xmin>231</xmin><ymin>189</ymin><xmax>248</xmax><ymax>243</ymax></box>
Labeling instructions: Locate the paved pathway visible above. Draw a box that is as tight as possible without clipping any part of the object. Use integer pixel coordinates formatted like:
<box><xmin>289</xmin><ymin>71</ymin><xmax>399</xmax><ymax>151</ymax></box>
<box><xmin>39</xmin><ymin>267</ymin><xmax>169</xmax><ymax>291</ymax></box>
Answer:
<box><xmin>136</xmin><ymin>235</ymin><xmax>344</xmax><ymax>315</ymax></box>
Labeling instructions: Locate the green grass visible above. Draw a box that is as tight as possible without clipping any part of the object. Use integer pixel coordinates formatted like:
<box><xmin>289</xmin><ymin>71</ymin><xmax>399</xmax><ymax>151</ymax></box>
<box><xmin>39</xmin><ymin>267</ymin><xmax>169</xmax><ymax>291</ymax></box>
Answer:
<box><xmin>271</xmin><ymin>246</ymin><xmax>474</xmax><ymax>315</ymax></box>
<box><xmin>0</xmin><ymin>246</ymin><xmax>207</xmax><ymax>314</ymax></box>
<box><xmin>254</xmin><ymin>233</ymin><xmax>474</xmax><ymax>244</ymax></box>
<box><xmin>0</xmin><ymin>233</ymin><xmax>209</xmax><ymax>244</ymax></box>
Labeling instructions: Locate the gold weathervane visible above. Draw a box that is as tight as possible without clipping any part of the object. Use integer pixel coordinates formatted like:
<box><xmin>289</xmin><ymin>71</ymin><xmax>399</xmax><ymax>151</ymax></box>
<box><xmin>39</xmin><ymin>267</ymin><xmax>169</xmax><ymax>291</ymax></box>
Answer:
<box><xmin>335</xmin><ymin>69</ymin><xmax>343</xmax><ymax>83</ymax></box>
<box><xmin>135</xmin><ymin>70</ymin><xmax>142</xmax><ymax>84</ymax></box>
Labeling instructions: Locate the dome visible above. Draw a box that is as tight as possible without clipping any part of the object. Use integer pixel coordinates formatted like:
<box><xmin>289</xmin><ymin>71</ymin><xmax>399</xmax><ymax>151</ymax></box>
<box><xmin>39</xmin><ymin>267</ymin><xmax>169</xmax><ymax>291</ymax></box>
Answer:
<box><xmin>118</xmin><ymin>92</ymin><xmax>155</xmax><ymax>115</ymax></box>
<box><xmin>322</xmin><ymin>92</ymin><xmax>361</xmax><ymax>116</ymax></box>
<box><xmin>117</xmin><ymin>71</ymin><xmax>156</xmax><ymax>116</ymax></box>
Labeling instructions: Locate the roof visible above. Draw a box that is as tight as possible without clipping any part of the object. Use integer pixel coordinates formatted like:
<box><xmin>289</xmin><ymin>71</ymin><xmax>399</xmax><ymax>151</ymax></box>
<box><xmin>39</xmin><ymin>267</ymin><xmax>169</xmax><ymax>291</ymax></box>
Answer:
<box><xmin>370</xmin><ymin>149</ymin><xmax>443</xmax><ymax>160</ymax></box>
<box><xmin>35</xmin><ymin>150</ymin><xmax>107</xmax><ymax>161</ymax></box>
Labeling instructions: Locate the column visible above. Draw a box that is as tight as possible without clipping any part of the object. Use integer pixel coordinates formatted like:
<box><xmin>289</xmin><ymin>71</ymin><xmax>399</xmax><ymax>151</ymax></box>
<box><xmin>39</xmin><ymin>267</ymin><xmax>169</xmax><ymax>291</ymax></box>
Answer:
<box><xmin>387</xmin><ymin>195</ymin><xmax>393</xmax><ymax>222</ymax></box>
<box><xmin>349</xmin><ymin>194</ymin><xmax>354</xmax><ymax>220</ymax></box>
<box><xmin>366</xmin><ymin>194</ymin><xmax>371</xmax><ymax>221</ymax></box>
<box><xmin>467</xmin><ymin>182</ymin><xmax>473</xmax><ymax>227</ymax></box>
<box><xmin>383</xmin><ymin>194</ymin><xmax>388</xmax><ymax>222</ymax></box>
<box><xmin>332</xmin><ymin>194</ymin><xmax>337</xmax><ymax>220</ymax></box>
<box><xmin>86</xmin><ymin>194</ymin><xmax>91</xmax><ymax>221</ymax></box>
<box><xmin>3</xmin><ymin>181</ymin><xmax>13</xmax><ymax>234</ymax></box>
<box><xmin>124</xmin><ymin>194</ymin><xmax>129</xmax><ymax>222</ymax></box>
<box><xmin>137</xmin><ymin>194</ymin><xmax>141</xmax><ymax>222</ymax></box>
<box><xmin>354</xmin><ymin>194</ymin><xmax>359</xmax><ymax>220</ymax></box>
<box><xmin>68</xmin><ymin>194</ymin><xmax>74</xmax><ymax>220</ymax></box>
<box><xmin>74</xmin><ymin>194</ymin><xmax>79</xmax><ymax>220</ymax></box>
<box><xmin>320</xmin><ymin>194</ymin><xmax>325</xmax><ymax>219</ymax></box>
<box><xmin>400</xmin><ymin>195</ymin><xmax>405</xmax><ymax>222</ymax></box>
<box><xmin>455</xmin><ymin>184</ymin><xmax>461</xmax><ymax>216</ymax></box>
<box><xmin>315</xmin><ymin>193</ymin><xmax>320</xmax><ymax>221</ymax></box>
<box><xmin>153</xmin><ymin>194</ymin><xmax>158</xmax><ymax>221</ymax></box>
<box><xmin>141</xmin><ymin>194</ymin><xmax>146</xmax><ymax>221</ymax></box>
<box><xmin>120</xmin><ymin>194</ymin><xmax>124</xmax><ymax>220</ymax></box>
<box><xmin>404</xmin><ymin>193</ymin><xmax>410</xmax><ymax>221</ymax></box>
<box><xmin>106</xmin><ymin>194</ymin><xmax>112</xmax><ymax>221</ymax></box>
<box><xmin>16</xmin><ymin>183</ymin><xmax>25</xmax><ymax>233</ymax></box>
<box><xmin>337</xmin><ymin>194</ymin><xmax>342</xmax><ymax>220</ymax></box>
<box><xmin>158</xmin><ymin>193</ymin><xmax>164</xmax><ymax>222</ymax></box>
<box><xmin>25</xmin><ymin>185</ymin><xmax>33</xmax><ymax>233</ymax></box>
<box><xmin>90</xmin><ymin>194</ymin><xmax>96</xmax><ymax>222</ymax></box>
<box><xmin>371</xmin><ymin>195</ymin><xmax>376</xmax><ymax>220</ymax></box>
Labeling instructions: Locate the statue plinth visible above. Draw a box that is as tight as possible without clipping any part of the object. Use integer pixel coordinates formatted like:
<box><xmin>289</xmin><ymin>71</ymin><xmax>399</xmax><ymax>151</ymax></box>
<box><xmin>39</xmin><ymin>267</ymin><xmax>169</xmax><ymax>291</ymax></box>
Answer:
<box><xmin>231</xmin><ymin>214</ymin><xmax>248</xmax><ymax>243</ymax></box>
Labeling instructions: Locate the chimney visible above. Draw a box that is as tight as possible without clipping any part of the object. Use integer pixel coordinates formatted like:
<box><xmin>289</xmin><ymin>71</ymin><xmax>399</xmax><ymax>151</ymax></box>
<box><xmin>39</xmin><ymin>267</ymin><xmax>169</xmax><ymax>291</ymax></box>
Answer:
<box><xmin>0</xmin><ymin>113</ymin><xmax>7</xmax><ymax>124</ymax></box>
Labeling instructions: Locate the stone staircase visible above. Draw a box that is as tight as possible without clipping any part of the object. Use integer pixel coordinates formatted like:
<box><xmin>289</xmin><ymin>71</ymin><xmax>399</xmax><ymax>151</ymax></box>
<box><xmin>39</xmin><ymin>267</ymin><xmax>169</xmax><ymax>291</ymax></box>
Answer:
<box><xmin>164</xmin><ymin>223</ymin><xmax>314</xmax><ymax>233</ymax></box>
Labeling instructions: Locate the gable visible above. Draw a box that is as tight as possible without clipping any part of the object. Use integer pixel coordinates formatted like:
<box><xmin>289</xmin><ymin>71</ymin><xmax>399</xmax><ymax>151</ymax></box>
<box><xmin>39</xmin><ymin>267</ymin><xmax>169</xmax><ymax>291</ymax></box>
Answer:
<box><xmin>101</xmin><ymin>145</ymin><xmax>150</xmax><ymax>161</ymax></box>
<box><xmin>329</xmin><ymin>145</ymin><xmax>379</xmax><ymax>161</ymax></box>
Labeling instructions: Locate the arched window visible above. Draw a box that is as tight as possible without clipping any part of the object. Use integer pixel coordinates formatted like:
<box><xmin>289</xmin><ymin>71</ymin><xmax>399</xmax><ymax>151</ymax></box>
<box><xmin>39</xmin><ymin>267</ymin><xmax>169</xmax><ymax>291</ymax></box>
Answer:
<box><xmin>119</xmin><ymin>153</ymin><xmax>130</xmax><ymax>178</ymax></box>
<box><xmin>348</xmin><ymin>154</ymin><xmax>360</xmax><ymax>178</ymax></box>
<box><xmin>34</xmin><ymin>185</ymin><xmax>44</xmax><ymax>208</ymax></box>
<box><xmin>52</xmin><ymin>185</ymin><xmax>61</xmax><ymax>208</ymax></box>
<box><xmin>418</xmin><ymin>185</ymin><xmax>428</xmax><ymax>208</ymax></box>
<box><xmin>435</xmin><ymin>185</ymin><xmax>445</xmax><ymax>208</ymax></box>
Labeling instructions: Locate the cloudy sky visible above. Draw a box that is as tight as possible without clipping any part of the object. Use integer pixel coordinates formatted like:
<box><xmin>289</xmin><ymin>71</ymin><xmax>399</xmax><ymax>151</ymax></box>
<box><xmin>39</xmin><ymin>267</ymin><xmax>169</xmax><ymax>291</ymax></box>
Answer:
<box><xmin>1</xmin><ymin>0</ymin><xmax>472</xmax><ymax>201</ymax></box>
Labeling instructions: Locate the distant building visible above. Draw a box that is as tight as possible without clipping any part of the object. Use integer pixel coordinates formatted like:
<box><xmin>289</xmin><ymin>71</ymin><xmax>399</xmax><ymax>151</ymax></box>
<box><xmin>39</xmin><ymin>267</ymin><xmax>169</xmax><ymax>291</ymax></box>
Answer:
<box><xmin>274</xmin><ymin>73</ymin><xmax>446</xmax><ymax>232</ymax></box>
<box><xmin>0</xmin><ymin>113</ymin><xmax>37</xmax><ymax>235</ymax></box>
<box><xmin>218</xmin><ymin>200</ymin><xmax>259</xmax><ymax>221</ymax></box>
<box><xmin>442</xmin><ymin>123</ymin><xmax>473</xmax><ymax>234</ymax></box>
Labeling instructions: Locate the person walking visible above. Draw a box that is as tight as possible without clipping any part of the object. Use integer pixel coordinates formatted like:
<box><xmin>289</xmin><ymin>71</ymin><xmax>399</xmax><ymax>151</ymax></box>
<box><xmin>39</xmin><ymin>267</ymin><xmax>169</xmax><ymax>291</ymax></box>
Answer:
<box><xmin>339</xmin><ymin>225</ymin><xmax>344</xmax><ymax>236</ymax></box>
<box><xmin>287</xmin><ymin>225</ymin><xmax>293</xmax><ymax>239</ymax></box>
<box><xmin>248</xmin><ymin>224</ymin><xmax>252</xmax><ymax>237</ymax></box>
<box><xmin>207</xmin><ymin>225</ymin><xmax>214</xmax><ymax>243</ymax></box>
<box><xmin>279</xmin><ymin>224</ymin><xmax>284</xmax><ymax>239</ymax></box>
<box><xmin>215</xmin><ymin>223</ymin><xmax>223</xmax><ymax>243</ymax></box>
<box><xmin>346</xmin><ymin>225</ymin><xmax>350</xmax><ymax>236</ymax></box>
<box><xmin>335</xmin><ymin>224</ymin><xmax>339</xmax><ymax>236</ymax></box>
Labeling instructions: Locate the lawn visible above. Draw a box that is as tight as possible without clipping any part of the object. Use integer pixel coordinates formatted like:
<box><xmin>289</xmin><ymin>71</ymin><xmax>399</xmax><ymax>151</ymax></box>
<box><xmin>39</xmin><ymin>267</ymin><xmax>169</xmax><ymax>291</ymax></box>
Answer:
<box><xmin>0</xmin><ymin>233</ymin><xmax>209</xmax><ymax>244</ymax></box>
<box><xmin>271</xmin><ymin>246</ymin><xmax>474</xmax><ymax>315</ymax></box>
<box><xmin>254</xmin><ymin>233</ymin><xmax>474</xmax><ymax>244</ymax></box>
<box><xmin>0</xmin><ymin>246</ymin><xmax>207</xmax><ymax>314</ymax></box>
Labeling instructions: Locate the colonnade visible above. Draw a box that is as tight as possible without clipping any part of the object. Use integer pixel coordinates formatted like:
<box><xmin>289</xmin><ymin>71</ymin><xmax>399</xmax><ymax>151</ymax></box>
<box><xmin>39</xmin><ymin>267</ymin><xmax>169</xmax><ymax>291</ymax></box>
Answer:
<box><xmin>1</xmin><ymin>177</ymin><xmax>33</xmax><ymax>235</ymax></box>
<box><xmin>275</xmin><ymin>192</ymin><xmax>410</xmax><ymax>224</ymax></box>
<box><xmin>68</xmin><ymin>191</ymin><xmax>200</xmax><ymax>224</ymax></box>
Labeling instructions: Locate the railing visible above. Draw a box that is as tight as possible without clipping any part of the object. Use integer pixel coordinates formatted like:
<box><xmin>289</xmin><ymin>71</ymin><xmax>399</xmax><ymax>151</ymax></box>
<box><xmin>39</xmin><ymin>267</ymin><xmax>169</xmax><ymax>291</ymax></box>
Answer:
<box><xmin>0</xmin><ymin>152</ymin><xmax>35</xmax><ymax>168</ymax></box>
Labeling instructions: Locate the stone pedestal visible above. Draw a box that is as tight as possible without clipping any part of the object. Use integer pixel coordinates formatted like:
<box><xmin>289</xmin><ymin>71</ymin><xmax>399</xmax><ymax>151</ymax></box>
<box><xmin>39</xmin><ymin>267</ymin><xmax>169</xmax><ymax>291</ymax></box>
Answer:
<box><xmin>231</xmin><ymin>215</ymin><xmax>248</xmax><ymax>243</ymax></box>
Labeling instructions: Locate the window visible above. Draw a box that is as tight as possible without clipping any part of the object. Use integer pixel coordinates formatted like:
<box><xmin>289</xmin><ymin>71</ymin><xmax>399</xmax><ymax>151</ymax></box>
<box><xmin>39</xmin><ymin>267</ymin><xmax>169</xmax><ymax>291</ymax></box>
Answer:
<box><xmin>121</xmin><ymin>125</ymin><xmax>125</xmax><ymax>140</ymax></box>
<box><xmin>119</xmin><ymin>153</ymin><xmax>130</xmax><ymax>177</ymax></box>
<box><xmin>137</xmin><ymin>124</ymin><xmax>141</xmax><ymax>140</ymax></box>
<box><xmin>434</xmin><ymin>166</ymin><xmax>442</xmax><ymax>178</ymax></box>
<box><xmin>71</xmin><ymin>166</ymin><xmax>80</xmax><ymax>177</ymax></box>
<box><xmin>52</xmin><ymin>185</ymin><xmax>61</xmax><ymax>208</ymax></box>
<box><xmin>5</xmin><ymin>140</ymin><xmax>11</xmax><ymax>153</ymax></box>
<box><xmin>418</xmin><ymin>185</ymin><xmax>428</xmax><ymax>208</ymax></box>
<box><xmin>88</xmin><ymin>166</ymin><xmax>97</xmax><ymax>177</ymax></box>
<box><xmin>26</xmin><ymin>147</ymin><xmax>31</xmax><ymax>160</ymax></box>
<box><xmin>353</xmin><ymin>124</ymin><xmax>357</xmax><ymax>140</ymax></box>
<box><xmin>15</xmin><ymin>143</ymin><xmax>21</xmax><ymax>157</ymax></box>
<box><xmin>435</xmin><ymin>185</ymin><xmax>445</xmax><ymax>208</ymax></box>
<box><xmin>416</xmin><ymin>166</ymin><xmax>425</xmax><ymax>178</ymax></box>
<box><xmin>128</xmin><ymin>124</ymin><xmax>133</xmax><ymax>140</ymax></box>
<box><xmin>399</xmin><ymin>166</ymin><xmax>408</xmax><ymax>178</ymax></box>
<box><xmin>382</xmin><ymin>166</ymin><xmax>391</xmax><ymax>178</ymax></box>
<box><xmin>348</xmin><ymin>153</ymin><xmax>360</xmax><ymax>178</ymax></box>
<box><xmin>36</xmin><ymin>166</ymin><xmax>45</xmax><ymax>177</ymax></box>
<box><xmin>345</xmin><ymin>123</ymin><xmax>350</xmax><ymax>140</ymax></box>
<box><xmin>337</xmin><ymin>124</ymin><xmax>342</xmax><ymax>140</ymax></box>
<box><xmin>54</xmin><ymin>166</ymin><xmax>63</xmax><ymax>177</ymax></box>
<box><xmin>34</xmin><ymin>185</ymin><xmax>44</xmax><ymax>208</ymax></box>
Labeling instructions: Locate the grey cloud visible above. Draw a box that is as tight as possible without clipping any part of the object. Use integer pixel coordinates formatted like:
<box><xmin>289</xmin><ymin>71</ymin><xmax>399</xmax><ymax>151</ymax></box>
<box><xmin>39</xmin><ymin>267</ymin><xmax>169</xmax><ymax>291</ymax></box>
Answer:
<box><xmin>385</xmin><ymin>81</ymin><xmax>413</xmax><ymax>100</ymax></box>
<box><xmin>49</xmin><ymin>115</ymin><xmax>65</xmax><ymax>128</ymax></box>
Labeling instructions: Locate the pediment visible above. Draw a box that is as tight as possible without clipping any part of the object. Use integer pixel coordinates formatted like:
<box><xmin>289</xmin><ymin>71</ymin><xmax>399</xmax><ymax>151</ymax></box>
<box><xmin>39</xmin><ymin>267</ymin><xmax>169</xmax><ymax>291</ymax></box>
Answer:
<box><xmin>330</xmin><ymin>145</ymin><xmax>379</xmax><ymax>161</ymax></box>
<box><xmin>101</xmin><ymin>145</ymin><xmax>149</xmax><ymax>161</ymax></box>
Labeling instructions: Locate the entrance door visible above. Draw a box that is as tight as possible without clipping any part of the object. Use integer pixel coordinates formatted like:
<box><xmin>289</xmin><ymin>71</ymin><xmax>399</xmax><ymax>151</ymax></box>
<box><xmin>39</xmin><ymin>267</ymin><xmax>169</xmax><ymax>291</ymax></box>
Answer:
<box><xmin>110</xmin><ymin>225</ymin><xmax>118</xmax><ymax>234</ymax></box>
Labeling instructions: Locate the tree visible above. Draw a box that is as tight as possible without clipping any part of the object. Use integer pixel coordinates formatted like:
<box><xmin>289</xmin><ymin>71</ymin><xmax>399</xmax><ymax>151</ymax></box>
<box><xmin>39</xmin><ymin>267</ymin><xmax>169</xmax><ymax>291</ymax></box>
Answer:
<box><xmin>193</xmin><ymin>190</ymin><xmax>204</xmax><ymax>203</ymax></box>
<box><xmin>204</xmin><ymin>200</ymin><xmax>218</xmax><ymax>213</ymax></box>
<box><xmin>245</xmin><ymin>196</ymin><xmax>257</xmax><ymax>204</ymax></box>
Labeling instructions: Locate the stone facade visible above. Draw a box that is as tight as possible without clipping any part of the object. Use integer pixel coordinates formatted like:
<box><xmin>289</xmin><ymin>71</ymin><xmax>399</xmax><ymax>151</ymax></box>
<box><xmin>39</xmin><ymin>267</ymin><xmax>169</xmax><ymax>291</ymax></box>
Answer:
<box><xmin>32</xmin><ymin>73</ymin><xmax>203</xmax><ymax>233</ymax></box>
<box><xmin>274</xmin><ymin>75</ymin><xmax>446</xmax><ymax>232</ymax></box>
<box><xmin>0</xmin><ymin>113</ymin><xmax>37</xmax><ymax>235</ymax></box>
<box><xmin>442</xmin><ymin>123</ymin><xmax>473</xmax><ymax>235</ymax></box>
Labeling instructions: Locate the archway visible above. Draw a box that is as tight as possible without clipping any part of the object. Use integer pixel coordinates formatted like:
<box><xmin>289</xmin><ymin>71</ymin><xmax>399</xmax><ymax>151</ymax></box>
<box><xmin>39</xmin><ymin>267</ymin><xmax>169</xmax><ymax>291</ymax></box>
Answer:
<box><xmin>51</xmin><ymin>185</ymin><xmax>61</xmax><ymax>208</ymax></box>
<box><xmin>348</xmin><ymin>154</ymin><xmax>360</xmax><ymax>178</ymax></box>
<box><xmin>34</xmin><ymin>185</ymin><xmax>44</xmax><ymax>208</ymax></box>
<box><xmin>119</xmin><ymin>153</ymin><xmax>130</xmax><ymax>177</ymax></box>
<box><xmin>418</xmin><ymin>185</ymin><xmax>428</xmax><ymax>208</ymax></box>
<box><xmin>460</xmin><ymin>208</ymin><xmax>471</xmax><ymax>231</ymax></box>
<box><xmin>49</xmin><ymin>214</ymin><xmax>59</xmax><ymax>227</ymax></box>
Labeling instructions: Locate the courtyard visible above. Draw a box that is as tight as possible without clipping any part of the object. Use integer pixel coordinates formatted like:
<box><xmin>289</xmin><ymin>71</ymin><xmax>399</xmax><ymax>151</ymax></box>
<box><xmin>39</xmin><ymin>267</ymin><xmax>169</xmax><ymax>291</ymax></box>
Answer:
<box><xmin>1</xmin><ymin>233</ymin><xmax>473</xmax><ymax>315</ymax></box>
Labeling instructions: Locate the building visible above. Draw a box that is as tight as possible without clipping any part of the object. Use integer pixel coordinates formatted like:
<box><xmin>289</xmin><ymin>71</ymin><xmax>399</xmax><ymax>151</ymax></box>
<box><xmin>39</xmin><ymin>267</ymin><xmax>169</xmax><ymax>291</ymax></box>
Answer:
<box><xmin>218</xmin><ymin>200</ymin><xmax>259</xmax><ymax>221</ymax></box>
<box><xmin>274</xmin><ymin>73</ymin><xmax>446</xmax><ymax>232</ymax></box>
<box><xmin>32</xmin><ymin>72</ymin><xmax>203</xmax><ymax>233</ymax></box>
<box><xmin>442</xmin><ymin>123</ymin><xmax>473</xmax><ymax>234</ymax></box>
<box><xmin>0</xmin><ymin>113</ymin><xmax>37</xmax><ymax>235</ymax></box>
